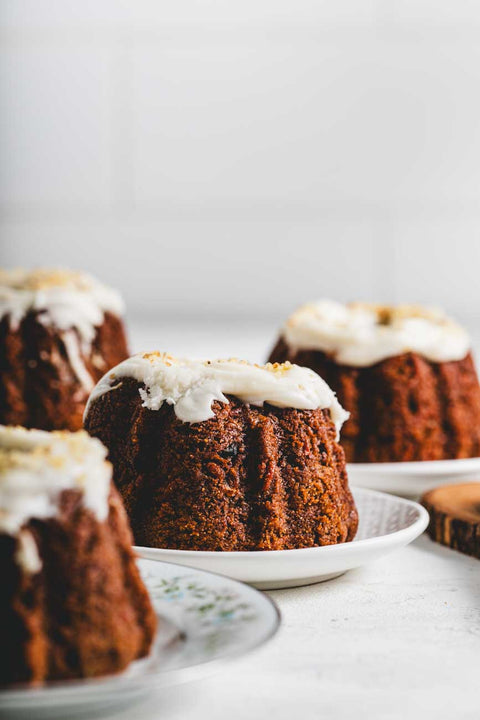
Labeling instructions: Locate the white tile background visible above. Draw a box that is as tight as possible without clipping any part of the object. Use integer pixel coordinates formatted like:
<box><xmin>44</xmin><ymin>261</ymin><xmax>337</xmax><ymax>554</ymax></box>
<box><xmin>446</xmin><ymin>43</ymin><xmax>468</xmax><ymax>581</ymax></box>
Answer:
<box><xmin>1</xmin><ymin>0</ymin><xmax>480</xmax><ymax>329</ymax></box>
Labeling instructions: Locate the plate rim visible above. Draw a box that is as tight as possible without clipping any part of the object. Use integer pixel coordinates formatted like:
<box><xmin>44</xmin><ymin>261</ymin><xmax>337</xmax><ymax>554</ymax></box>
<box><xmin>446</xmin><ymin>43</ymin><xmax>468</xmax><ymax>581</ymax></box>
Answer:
<box><xmin>348</xmin><ymin>456</ymin><xmax>480</xmax><ymax>475</ymax></box>
<box><xmin>133</xmin><ymin>488</ymin><xmax>429</xmax><ymax>560</ymax></box>
<box><xmin>0</xmin><ymin>558</ymin><xmax>281</xmax><ymax>702</ymax></box>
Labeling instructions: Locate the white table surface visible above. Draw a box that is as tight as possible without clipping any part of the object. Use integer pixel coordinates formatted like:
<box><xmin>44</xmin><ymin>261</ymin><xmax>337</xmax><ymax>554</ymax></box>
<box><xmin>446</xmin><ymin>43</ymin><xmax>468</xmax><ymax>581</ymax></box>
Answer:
<box><xmin>99</xmin><ymin>321</ymin><xmax>480</xmax><ymax>720</ymax></box>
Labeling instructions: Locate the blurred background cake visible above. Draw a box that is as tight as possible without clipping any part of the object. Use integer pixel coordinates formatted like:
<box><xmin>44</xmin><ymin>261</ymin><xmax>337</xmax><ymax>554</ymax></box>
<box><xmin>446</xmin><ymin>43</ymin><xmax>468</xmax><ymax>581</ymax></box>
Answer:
<box><xmin>269</xmin><ymin>301</ymin><xmax>480</xmax><ymax>463</ymax></box>
<box><xmin>0</xmin><ymin>268</ymin><xmax>129</xmax><ymax>431</ymax></box>
<box><xmin>0</xmin><ymin>425</ymin><xmax>156</xmax><ymax>686</ymax></box>
<box><xmin>84</xmin><ymin>353</ymin><xmax>357</xmax><ymax>551</ymax></box>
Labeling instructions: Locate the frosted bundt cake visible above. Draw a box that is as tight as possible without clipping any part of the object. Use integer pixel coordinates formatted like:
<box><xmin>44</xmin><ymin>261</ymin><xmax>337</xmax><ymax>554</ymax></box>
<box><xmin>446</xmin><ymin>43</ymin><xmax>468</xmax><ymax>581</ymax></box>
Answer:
<box><xmin>84</xmin><ymin>353</ymin><xmax>357</xmax><ymax>551</ymax></box>
<box><xmin>0</xmin><ymin>425</ymin><xmax>156</xmax><ymax>686</ymax></box>
<box><xmin>0</xmin><ymin>268</ymin><xmax>129</xmax><ymax>431</ymax></box>
<box><xmin>269</xmin><ymin>300</ymin><xmax>480</xmax><ymax>463</ymax></box>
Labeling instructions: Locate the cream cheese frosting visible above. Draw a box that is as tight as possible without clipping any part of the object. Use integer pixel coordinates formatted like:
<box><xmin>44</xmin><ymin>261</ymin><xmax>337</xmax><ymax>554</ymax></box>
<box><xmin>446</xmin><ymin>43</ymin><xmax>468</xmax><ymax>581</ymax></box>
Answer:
<box><xmin>281</xmin><ymin>300</ymin><xmax>471</xmax><ymax>367</ymax></box>
<box><xmin>0</xmin><ymin>426</ymin><xmax>111</xmax><ymax>573</ymax></box>
<box><xmin>85</xmin><ymin>353</ymin><xmax>349</xmax><ymax>437</ymax></box>
<box><xmin>0</xmin><ymin>268</ymin><xmax>125</xmax><ymax>390</ymax></box>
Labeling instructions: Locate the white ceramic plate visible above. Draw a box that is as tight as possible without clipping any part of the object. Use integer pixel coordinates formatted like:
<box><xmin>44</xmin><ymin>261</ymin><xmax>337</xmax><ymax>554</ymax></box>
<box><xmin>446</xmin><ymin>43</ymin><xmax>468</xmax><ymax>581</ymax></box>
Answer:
<box><xmin>1</xmin><ymin>559</ymin><xmax>280</xmax><ymax>719</ymax></box>
<box><xmin>135</xmin><ymin>488</ymin><xmax>429</xmax><ymax>590</ymax></box>
<box><xmin>348</xmin><ymin>456</ymin><xmax>480</xmax><ymax>497</ymax></box>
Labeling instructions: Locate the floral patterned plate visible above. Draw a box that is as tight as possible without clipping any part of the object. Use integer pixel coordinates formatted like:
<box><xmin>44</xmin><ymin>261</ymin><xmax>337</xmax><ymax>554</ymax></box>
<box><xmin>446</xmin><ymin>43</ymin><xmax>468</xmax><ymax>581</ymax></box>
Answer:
<box><xmin>0</xmin><ymin>560</ymin><xmax>280</xmax><ymax>719</ymax></box>
<box><xmin>135</xmin><ymin>488</ymin><xmax>429</xmax><ymax>590</ymax></box>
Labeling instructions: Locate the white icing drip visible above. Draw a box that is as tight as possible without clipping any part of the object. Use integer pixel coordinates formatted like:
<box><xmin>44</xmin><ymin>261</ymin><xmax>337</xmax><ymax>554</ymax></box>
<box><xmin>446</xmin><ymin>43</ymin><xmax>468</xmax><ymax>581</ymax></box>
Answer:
<box><xmin>0</xmin><ymin>269</ymin><xmax>124</xmax><ymax>389</ymax></box>
<box><xmin>62</xmin><ymin>330</ymin><xmax>95</xmax><ymax>391</ymax></box>
<box><xmin>281</xmin><ymin>300</ymin><xmax>471</xmax><ymax>367</ymax></box>
<box><xmin>0</xmin><ymin>426</ymin><xmax>111</xmax><ymax>572</ymax></box>
<box><xmin>15</xmin><ymin>530</ymin><xmax>41</xmax><ymax>575</ymax></box>
<box><xmin>85</xmin><ymin>353</ymin><xmax>349</xmax><ymax>438</ymax></box>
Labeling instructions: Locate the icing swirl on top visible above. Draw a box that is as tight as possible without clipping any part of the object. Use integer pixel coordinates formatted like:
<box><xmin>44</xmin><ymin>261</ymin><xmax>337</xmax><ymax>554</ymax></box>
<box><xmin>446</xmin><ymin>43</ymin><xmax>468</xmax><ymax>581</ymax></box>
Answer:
<box><xmin>281</xmin><ymin>300</ymin><xmax>471</xmax><ymax>367</ymax></box>
<box><xmin>0</xmin><ymin>268</ymin><xmax>124</xmax><ymax>338</ymax></box>
<box><xmin>85</xmin><ymin>353</ymin><xmax>349</xmax><ymax>437</ymax></box>
<box><xmin>0</xmin><ymin>426</ymin><xmax>111</xmax><ymax>572</ymax></box>
<box><xmin>0</xmin><ymin>268</ymin><xmax>125</xmax><ymax>390</ymax></box>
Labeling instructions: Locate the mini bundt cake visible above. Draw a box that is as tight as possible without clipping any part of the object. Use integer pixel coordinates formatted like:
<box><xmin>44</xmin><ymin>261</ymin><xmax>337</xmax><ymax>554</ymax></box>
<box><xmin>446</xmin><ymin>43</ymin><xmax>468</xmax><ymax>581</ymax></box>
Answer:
<box><xmin>0</xmin><ymin>268</ymin><xmax>129</xmax><ymax>431</ymax></box>
<box><xmin>269</xmin><ymin>300</ymin><xmax>480</xmax><ymax>463</ymax></box>
<box><xmin>84</xmin><ymin>353</ymin><xmax>358</xmax><ymax>552</ymax></box>
<box><xmin>0</xmin><ymin>425</ymin><xmax>157</xmax><ymax>686</ymax></box>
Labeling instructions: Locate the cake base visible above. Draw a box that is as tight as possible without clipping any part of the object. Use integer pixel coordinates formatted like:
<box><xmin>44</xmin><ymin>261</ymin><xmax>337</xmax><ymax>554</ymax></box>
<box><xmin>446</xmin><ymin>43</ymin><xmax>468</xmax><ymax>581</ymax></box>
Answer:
<box><xmin>85</xmin><ymin>379</ymin><xmax>358</xmax><ymax>552</ymax></box>
<box><xmin>269</xmin><ymin>341</ymin><xmax>480</xmax><ymax>463</ymax></box>
<box><xmin>1</xmin><ymin>487</ymin><xmax>157</xmax><ymax>686</ymax></box>
<box><xmin>0</xmin><ymin>311</ymin><xmax>128</xmax><ymax>431</ymax></box>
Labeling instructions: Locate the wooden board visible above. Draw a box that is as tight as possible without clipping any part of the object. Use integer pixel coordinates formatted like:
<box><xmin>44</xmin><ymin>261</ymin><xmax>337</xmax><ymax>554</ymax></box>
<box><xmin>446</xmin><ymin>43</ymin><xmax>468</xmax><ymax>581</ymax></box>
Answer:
<box><xmin>421</xmin><ymin>482</ymin><xmax>480</xmax><ymax>559</ymax></box>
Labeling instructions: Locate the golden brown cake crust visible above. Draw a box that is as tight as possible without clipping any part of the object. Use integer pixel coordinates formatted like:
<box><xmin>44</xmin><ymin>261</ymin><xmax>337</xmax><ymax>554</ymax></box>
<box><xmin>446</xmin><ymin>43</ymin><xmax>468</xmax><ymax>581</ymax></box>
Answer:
<box><xmin>85</xmin><ymin>378</ymin><xmax>358</xmax><ymax>552</ymax></box>
<box><xmin>0</xmin><ymin>485</ymin><xmax>157</xmax><ymax>686</ymax></box>
<box><xmin>269</xmin><ymin>339</ymin><xmax>480</xmax><ymax>463</ymax></box>
<box><xmin>0</xmin><ymin>311</ymin><xmax>128</xmax><ymax>431</ymax></box>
